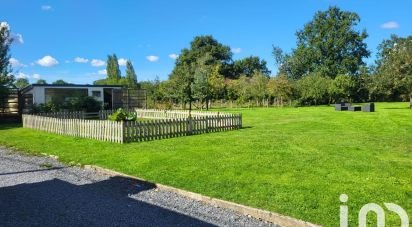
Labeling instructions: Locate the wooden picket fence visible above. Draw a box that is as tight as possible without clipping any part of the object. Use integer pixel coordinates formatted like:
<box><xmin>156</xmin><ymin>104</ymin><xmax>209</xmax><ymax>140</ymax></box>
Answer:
<box><xmin>99</xmin><ymin>108</ymin><xmax>225</xmax><ymax>120</ymax></box>
<box><xmin>35</xmin><ymin>111</ymin><xmax>85</xmax><ymax>119</ymax></box>
<box><xmin>123</xmin><ymin>115</ymin><xmax>242</xmax><ymax>142</ymax></box>
<box><xmin>23</xmin><ymin>112</ymin><xmax>242</xmax><ymax>143</ymax></box>
<box><xmin>23</xmin><ymin>114</ymin><xmax>123</xmax><ymax>143</ymax></box>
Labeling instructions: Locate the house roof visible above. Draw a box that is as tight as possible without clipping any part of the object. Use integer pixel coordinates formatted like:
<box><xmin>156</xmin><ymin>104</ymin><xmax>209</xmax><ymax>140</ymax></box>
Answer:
<box><xmin>21</xmin><ymin>84</ymin><xmax>124</xmax><ymax>93</ymax></box>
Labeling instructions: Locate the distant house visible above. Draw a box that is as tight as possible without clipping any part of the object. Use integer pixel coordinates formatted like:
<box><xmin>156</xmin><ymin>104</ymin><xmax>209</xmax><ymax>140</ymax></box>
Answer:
<box><xmin>21</xmin><ymin>84</ymin><xmax>126</xmax><ymax>110</ymax></box>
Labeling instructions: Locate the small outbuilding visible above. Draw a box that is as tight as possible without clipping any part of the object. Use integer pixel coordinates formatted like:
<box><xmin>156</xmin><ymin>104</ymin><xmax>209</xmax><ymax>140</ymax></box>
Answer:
<box><xmin>20</xmin><ymin>84</ymin><xmax>144</xmax><ymax>110</ymax></box>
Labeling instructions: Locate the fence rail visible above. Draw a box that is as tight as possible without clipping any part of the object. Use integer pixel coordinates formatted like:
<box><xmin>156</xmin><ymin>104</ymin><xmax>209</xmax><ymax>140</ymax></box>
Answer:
<box><xmin>99</xmin><ymin>108</ymin><xmax>227</xmax><ymax>120</ymax></box>
<box><xmin>24</xmin><ymin>110</ymin><xmax>242</xmax><ymax>143</ymax></box>
<box><xmin>35</xmin><ymin>111</ymin><xmax>85</xmax><ymax>119</ymax></box>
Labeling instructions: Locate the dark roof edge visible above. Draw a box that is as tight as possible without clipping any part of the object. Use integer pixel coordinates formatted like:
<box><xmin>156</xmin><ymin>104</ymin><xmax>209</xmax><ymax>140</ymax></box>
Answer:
<box><xmin>20</xmin><ymin>84</ymin><xmax>124</xmax><ymax>93</ymax></box>
<box><xmin>30</xmin><ymin>84</ymin><xmax>124</xmax><ymax>88</ymax></box>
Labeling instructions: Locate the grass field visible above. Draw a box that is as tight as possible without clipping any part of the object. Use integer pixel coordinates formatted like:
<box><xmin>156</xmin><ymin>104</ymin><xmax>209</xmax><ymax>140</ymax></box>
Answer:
<box><xmin>0</xmin><ymin>102</ymin><xmax>411</xmax><ymax>226</ymax></box>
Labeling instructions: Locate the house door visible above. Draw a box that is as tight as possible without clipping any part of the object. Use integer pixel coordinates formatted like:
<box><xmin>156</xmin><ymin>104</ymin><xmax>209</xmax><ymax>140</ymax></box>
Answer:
<box><xmin>103</xmin><ymin>88</ymin><xmax>113</xmax><ymax>109</ymax></box>
<box><xmin>112</xmin><ymin>89</ymin><xmax>123</xmax><ymax>109</ymax></box>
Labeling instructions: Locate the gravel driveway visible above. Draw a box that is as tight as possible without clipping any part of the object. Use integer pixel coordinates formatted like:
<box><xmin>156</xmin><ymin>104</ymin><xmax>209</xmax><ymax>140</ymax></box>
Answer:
<box><xmin>0</xmin><ymin>147</ymin><xmax>277</xmax><ymax>227</ymax></box>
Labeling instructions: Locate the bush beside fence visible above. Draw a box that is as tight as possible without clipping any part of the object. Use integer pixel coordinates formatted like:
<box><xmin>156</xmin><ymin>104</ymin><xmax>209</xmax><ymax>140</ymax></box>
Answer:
<box><xmin>23</xmin><ymin>111</ymin><xmax>242</xmax><ymax>143</ymax></box>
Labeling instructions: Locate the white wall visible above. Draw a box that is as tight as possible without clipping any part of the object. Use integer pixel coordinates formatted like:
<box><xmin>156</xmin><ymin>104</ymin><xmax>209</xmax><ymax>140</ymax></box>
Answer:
<box><xmin>88</xmin><ymin>87</ymin><xmax>104</xmax><ymax>102</ymax></box>
<box><xmin>32</xmin><ymin>86</ymin><xmax>45</xmax><ymax>104</ymax></box>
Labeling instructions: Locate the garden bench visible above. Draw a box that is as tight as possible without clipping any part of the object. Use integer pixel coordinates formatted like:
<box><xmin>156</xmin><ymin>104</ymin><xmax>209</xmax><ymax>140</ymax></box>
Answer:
<box><xmin>335</xmin><ymin>103</ymin><xmax>351</xmax><ymax>111</ymax></box>
<box><xmin>348</xmin><ymin>106</ymin><xmax>361</xmax><ymax>111</ymax></box>
<box><xmin>362</xmin><ymin>103</ymin><xmax>375</xmax><ymax>112</ymax></box>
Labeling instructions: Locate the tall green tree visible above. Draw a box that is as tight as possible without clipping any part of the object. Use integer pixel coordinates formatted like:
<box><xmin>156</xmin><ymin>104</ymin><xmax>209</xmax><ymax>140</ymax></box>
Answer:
<box><xmin>125</xmin><ymin>60</ymin><xmax>138</xmax><ymax>88</ymax></box>
<box><xmin>296</xmin><ymin>74</ymin><xmax>332</xmax><ymax>105</ymax></box>
<box><xmin>274</xmin><ymin>6</ymin><xmax>370</xmax><ymax>79</ymax></box>
<box><xmin>371</xmin><ymin>35</ymin><xmax>412</xmax><ymax>102</ymax></box>
<box><xmin>52</xmin><ymin>79</ymin><xmax>70</xmax><ymax>85</ymax></box>
<box><xmin>328</xmin><ymin>74</ymin><xmax>356</xmax><ymax>103</ymax></box>
<box><xmin>267</xmin><ymin>74</ymin><xmax>293</xmax><ymax>106</ymax></box>
<box><xmin>170</xmin><ymin>35</ymin><xmax>232</xmax><ymax>106</ymax></box>
<box><xmin>232</xmin><ymin>56</ymin><xmax>271</xmax><ymax>78</ymax></box>
<box><xmin>208</xmin><ymin>64</ymin><xmax>225</xmax><ymax>101</ymax></box>
<box><xmin>0</xmin><ymin>22</ymin><xmax>14</xmax><ymax>88</ymax></box>
<box><xmin>250</xmin><ymin>71</ymin><xmax>269</xmax><ymax>106</ymax></box>
<box><xmin>106</xmin><ymin>54</ymin><xmax>121</xmax><ymax>83</ymax></box>
<box><xmin>14</xmin><ymin>78</ymin><xmax>29</xmax><ymax>88</ymax></box>
<box><xmin>36</xmin><ymin>79</ymin><xmax>47</xmax><ymax>84</ymax></box>
<box><xmin>234</xmin><ymin>75</ymin><xmax>252</xmax><ymax>104</ymax></box>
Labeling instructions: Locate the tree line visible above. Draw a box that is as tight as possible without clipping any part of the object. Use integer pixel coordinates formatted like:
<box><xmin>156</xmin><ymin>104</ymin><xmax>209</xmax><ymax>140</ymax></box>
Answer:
<box><xmin>140</xmin><ymin>6</ymin><xmax>411</xmax><ymax>108</ymax></box>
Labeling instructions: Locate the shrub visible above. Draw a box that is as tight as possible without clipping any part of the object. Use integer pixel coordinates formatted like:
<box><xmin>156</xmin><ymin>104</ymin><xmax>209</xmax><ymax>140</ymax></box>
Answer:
<box><xmin>108</xmin><ymin>108</ymin><xmax>137</xmax><ymax>122</ymax></box>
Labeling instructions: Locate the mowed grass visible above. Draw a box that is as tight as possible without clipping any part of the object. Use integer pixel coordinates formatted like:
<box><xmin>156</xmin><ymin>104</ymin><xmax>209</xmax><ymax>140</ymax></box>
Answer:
<box><xmin>0</xmin><ymin>102</ymin><xmax>411</xmax><ymax>226</ymax></box>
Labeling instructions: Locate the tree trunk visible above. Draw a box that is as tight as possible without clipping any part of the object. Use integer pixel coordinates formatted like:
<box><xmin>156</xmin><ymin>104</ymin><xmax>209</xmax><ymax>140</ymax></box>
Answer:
<box><xmin>410</xmin><ymin>95</ymin><xmax>412</xmax><ymax>109</ymax></box>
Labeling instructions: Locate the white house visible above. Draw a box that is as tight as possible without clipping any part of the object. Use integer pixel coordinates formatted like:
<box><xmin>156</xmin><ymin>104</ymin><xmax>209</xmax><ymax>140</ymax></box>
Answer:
<box><xmin>21</xmin><ymin>84</ymin><xmax>124</xmax><ymax>109</ymax></box>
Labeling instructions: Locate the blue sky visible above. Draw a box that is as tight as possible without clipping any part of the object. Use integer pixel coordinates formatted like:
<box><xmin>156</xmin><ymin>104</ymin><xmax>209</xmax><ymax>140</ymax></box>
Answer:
<box><xmin>2</xmin><ymin>0</ymin><xmax>411</xmax><ymax>84</ymax></box>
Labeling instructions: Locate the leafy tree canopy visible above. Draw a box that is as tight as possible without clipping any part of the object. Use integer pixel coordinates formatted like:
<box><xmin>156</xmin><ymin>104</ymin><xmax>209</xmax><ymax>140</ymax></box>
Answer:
<box><xmin>275</xmin><ymin>6</ymin><xmax>370</xmax><ymax>79</ymax></box>
<box><xmin>0</xmin><ymin>22</ymin><xmax>14</xmax><ymax>88</ymax></box>
<box><xmin>371</xmin><ymin>35</ymin><xmax>412</xmax><ymax>101</ymax></box>
<box><xmin>125</xmin><ymin>60</ymin><xmax>138</xmax><ymax>88</ymax></box>
<box><xmin>14</xmin><ymin>77</ymin><xmax>29</xmax><ymax>88</ymax></box>
<box><xmin>106</xmin><ymin>54</ymin><xmax>121</xmax><ymax>83</ymax></box>
<box><xmin>52</xmin><ymin>79</ymin><xmax>70</xmax><ymax>85</ymax></box>
<box><xmin>36</xmin><ymin>79</ymin><xmax>47</xmax><ymax>84</ymax></box>
<box><xmin>233</xmin><ymin>56</ymin><xmax>271</xmax><ymax>78</ymax></box>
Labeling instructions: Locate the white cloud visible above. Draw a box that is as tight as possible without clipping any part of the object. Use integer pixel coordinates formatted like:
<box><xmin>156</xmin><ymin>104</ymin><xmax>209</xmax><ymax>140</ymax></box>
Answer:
<box><xmin>15</xmin><ymin>72</ymin><xmax>41</xmax><ymax>80</ymax></box>
<box><xmin>16</xmin><ymin>72</ymin><xmax>29</xmax><ymax>79</ymax></box>
<box><xmin>97</xmin><ymin>69</ymin><xmax>107</xmax><ymax>75</ymax></box>
<box><xmin>381</xmin><ymin>21</ymin><xmax>399</xmax><ymax>29</ymax></box>
<box><xmin>91</xmin><ymin>59</ymin><xmax>105</xmax><ymax>67</ymax></box>
<box><xmin>118</xmin><ymin>58</ymin><xmax>128</xmax><ymax>66</ymax></box>
<box><xmin>12</xmin><ymin>33</ymin><xmax>24</xmax><ymax>44</ymax></box>
<box><xmin>9</xmin><ymin>58</ymin><xmax>26</xmax><ymax>68</ymax></box>
<box><xmin>36</xmin><ymin>55</ymin><xmax>59</xmax><ymax>67</ymax></box>
<box><xmin>168</xmin><ymin>53</ymin><xmax>178</xmax><ymax>60</ymax></box>
<box><xmin>41</xmin><ymin>5</ymin><xmax>52</xmax><ymax>11</ymax></box>
<box><xmin>146</xmin><ymin>55</ymin><xmax>159</xmax><ymax>62</ymax></box>
<box><xmin>231</xmin><ymin>47</ymin><xmax>242</xmax><ymax>54</ymax></box>
<box><xmin>74</xmin><ymin>57</ymin><xmax>89</xmax><ymax>63</ymax></box>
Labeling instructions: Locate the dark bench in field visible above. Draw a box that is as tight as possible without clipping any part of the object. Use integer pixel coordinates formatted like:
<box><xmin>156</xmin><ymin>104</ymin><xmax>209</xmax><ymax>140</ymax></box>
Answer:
<box><xmin>335</xmin><ymin>102</ymin><xmax>374</xmax><ymax>112</ymax></box>
<box><xmin>362</xmin><ymin>103</ymin><xmax>374</xmax><ymax>112</ymax></box>
<box><xmin>348</xmin><ymin>106</ymin><xmax>361</xmax><ymax>111</ymax></box>
<box><xmin>335</xmin><ymin>103</ymin><xmax>351</xmax><ymax>111</ymax></box>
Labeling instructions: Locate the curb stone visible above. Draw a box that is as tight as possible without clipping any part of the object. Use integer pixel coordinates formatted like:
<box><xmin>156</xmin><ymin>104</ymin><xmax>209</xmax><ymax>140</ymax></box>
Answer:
<box><xmin>84</xmin><ymin>165</ymin><xmax>322</xmax><ymax>227</ymax></box>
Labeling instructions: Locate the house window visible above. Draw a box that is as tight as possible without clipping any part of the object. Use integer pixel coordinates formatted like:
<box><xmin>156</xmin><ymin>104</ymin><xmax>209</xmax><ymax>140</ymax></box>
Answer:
<box><xmin>92</xmin><ymin>91</ymin><xmax>101</xmax><ymax>98</ymax></box>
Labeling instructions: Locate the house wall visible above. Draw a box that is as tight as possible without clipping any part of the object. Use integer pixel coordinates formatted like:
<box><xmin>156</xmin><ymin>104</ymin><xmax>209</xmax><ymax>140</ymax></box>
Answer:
<box><xmin>29</xmin><ymin>86</ymin><xmax>121</xmax><ymax>105</ymax></box>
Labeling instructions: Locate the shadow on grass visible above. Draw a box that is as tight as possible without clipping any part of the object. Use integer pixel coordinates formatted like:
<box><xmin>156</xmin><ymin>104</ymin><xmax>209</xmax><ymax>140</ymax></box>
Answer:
<box><xmin>0</xmin><ymin>123</ymin><xmax>21</xmax><ymax>130</ymax></box>
<box><xmin>381</xmin><ymin>107</ymin><xmax>411</xmax><ymax>110</ymax></box>
<box><xmin>0</xmin><ymin>175</ymin><xmax>215</xmax><ymax>226</ymax></box>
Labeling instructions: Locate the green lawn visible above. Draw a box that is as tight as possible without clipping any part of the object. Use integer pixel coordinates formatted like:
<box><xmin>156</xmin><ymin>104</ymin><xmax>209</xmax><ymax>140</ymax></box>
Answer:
<box><xmin>0</xmin><ymin>102</ymin><xmax>411</xmax><ymax>226</ymax></box>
